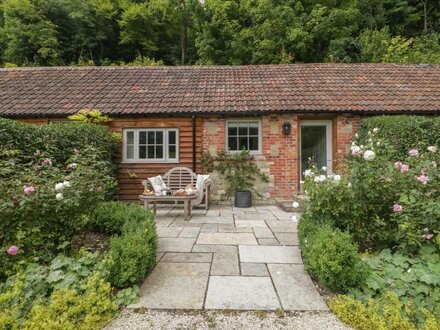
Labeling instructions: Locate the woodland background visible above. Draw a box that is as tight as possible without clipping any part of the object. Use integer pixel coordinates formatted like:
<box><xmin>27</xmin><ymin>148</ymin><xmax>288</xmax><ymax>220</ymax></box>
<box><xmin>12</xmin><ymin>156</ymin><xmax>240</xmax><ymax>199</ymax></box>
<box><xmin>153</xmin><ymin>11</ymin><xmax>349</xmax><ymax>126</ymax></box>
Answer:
<box><xmin>0</xmin><ymin>0</ymin><xmax>439</xmax><ymax>67</ymax></box>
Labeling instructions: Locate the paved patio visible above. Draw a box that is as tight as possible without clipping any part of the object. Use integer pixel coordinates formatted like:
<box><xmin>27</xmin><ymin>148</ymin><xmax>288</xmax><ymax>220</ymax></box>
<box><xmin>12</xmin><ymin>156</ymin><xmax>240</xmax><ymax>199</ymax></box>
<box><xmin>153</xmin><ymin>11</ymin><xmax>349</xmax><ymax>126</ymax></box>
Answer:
<box><xmin>130</xmin><ymin>204</ymin><xmax>328</xmax><ymax>311</ymax></box>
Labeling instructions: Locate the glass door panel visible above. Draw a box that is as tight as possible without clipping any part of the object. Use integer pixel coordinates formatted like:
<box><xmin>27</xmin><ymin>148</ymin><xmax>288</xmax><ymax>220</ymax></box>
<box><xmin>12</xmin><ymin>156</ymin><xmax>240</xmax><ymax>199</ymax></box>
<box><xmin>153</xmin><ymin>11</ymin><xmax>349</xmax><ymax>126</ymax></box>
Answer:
<box><xmin>300</xmin><ymin>121</ymin><xmax>332</xmax><ymax>181</ymax></box>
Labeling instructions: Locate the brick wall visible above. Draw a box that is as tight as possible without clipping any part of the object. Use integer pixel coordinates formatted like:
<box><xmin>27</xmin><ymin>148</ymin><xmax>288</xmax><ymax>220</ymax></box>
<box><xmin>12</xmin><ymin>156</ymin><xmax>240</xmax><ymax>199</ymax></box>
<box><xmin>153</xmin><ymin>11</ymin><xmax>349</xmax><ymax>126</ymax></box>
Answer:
<box><xmin>202</xmin><ymin>114</ymin><xmax>361</xmax><ymax>201</ymax></box>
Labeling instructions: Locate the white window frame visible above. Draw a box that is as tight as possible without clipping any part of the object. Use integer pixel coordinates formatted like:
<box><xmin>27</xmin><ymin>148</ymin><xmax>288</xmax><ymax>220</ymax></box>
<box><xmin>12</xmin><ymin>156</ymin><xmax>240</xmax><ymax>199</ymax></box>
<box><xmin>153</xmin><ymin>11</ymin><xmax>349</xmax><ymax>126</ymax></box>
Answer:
<box><xmin>123</xmin><ymin>128</ymin><xmax>179</xmax><ymax>163</ymax></box>
<box><xmin>299</xmin><ymin>120</ymin><xmax>333</xmax><ymax>179</ymax></box>
<box><xmin>225</xmin><ymin>119</ymin><xmax>262</xmax><ymax>154</ymax></box>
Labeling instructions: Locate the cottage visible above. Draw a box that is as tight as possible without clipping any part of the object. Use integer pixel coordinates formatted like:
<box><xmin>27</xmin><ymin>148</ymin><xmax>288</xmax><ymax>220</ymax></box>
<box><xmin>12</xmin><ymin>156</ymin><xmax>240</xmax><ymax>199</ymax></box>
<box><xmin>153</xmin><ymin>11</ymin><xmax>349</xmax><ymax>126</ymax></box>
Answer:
<box><xmin>1</xmin><ymin>64</ymin><xmax>439</xmax><ymax>202</ymax></box>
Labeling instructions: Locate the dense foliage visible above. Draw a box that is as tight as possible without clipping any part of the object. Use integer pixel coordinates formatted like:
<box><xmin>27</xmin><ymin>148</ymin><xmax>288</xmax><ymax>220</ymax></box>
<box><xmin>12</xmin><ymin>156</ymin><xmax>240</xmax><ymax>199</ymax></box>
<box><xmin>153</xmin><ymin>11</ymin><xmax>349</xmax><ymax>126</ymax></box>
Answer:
<box><xmin>0</xmin><ymin>252</ymin><xmax>118</xmax><ymax>329</ymax></box>
<box><xmin>0</xmin><ymin>0</ymin><xmax>439</xmax><ymax>66</ymax></box>
<box><xmin>298</xmin><ymin>214</ymin><xmax>369</xmax><ymax>293</ymax></box>
<box><xmin>299</xmin><ymin>115</ymin><xmax>440</xmax><ymax>328</ymax></box>
<box><xmin>93</xmin><ymin>202</ymin><xmax>157</xmax><ymax>288</ymax></box>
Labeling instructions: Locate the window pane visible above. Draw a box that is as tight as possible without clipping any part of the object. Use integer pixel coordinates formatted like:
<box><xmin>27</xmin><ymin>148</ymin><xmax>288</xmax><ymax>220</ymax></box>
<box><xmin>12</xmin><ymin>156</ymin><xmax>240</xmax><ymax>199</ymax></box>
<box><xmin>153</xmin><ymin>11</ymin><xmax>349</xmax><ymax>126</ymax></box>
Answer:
<box><xmin>126</xmin><ymin>131</ymin><xmax>134</xmax><ymax>144</ymax></box>
<box><xmin>238</xmin><ymin>123</ymin><xmax>248</xmax><ymax>135</ymax></box>
<box><xmin>139</xmin><ymin>146</ymin><xmax>146</xmax><ymax>159</ymax></box>
<box><xmin>126</xmin><ymin>145</ymin><xmax>134</xmax><ymax>159</ymax></box>
<box><xmin>139</xmin><ymin>132</ymin><xmax>146</xmax><ymax>145</ymax></box>
<box><xmin>156</xmin><ymin>131</ymin><xmax>163</xmax><ymax>144</ymax></box>
<box><xmin>168</xmin><ymin>131</ymin><xmax>176</xmax><ymax>144</ymax></box>
<box><xmin>249</xmin><ymin>136</ymin><xmax>259</xmax><ymax>150</ymax></box>
<box><xmin>228</xmin><ymin>137</ymin><xmax>238</xmax><ymax>151</ymax></box>
<box><xmin>238</xmin><ymin>136</ymin><xmax>248</xmax><ymax>150</ymax></box>
<box><xmin>147</xmin><ymin>146</ymin><xmax>155</xmax><ymax>158</ymax></box>
<box><xmin>249</xmin><ymin>122</ymin><xmax>259</xmax><ymax>135</ymax></box>
<box><xmin>228</xmin><ymin>123</ymin><xmax>237</xmax><ymax>136</ymax></box>
<box><xmin>169</xmin><ymin>145</ymin><xmax>176</xmax><ymax>159</ymax></box>
<box><xmin>301</xmin><ymin>125</ymin><xmax>327</xmax><ymax>180</ymax></box>
<box><xmin>156</xmin><ymin>146</ymin><xmax>163</xmax><ymax>159</ymax></box>
<box><xmin>148</xmin><ymin>131</ymin><xmax>155</xmax><ymax>144</ymax></box>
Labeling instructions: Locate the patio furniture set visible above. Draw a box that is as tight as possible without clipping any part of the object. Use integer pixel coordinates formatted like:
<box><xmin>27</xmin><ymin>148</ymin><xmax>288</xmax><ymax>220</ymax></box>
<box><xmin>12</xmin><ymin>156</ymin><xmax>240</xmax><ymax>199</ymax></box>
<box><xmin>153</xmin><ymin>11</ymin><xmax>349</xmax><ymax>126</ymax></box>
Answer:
<box><xmin>139</xmin><ymin>167</ymin><xmax>212</xmax><ymax>220</ymax></box>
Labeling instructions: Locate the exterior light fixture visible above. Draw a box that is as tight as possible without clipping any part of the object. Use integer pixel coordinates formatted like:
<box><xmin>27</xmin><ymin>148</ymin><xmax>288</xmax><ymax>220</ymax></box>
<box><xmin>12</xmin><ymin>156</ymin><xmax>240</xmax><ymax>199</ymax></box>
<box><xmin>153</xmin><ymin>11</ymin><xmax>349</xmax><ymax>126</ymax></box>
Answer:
<box><xmin>282</xmin><ymin>122</ymin><xmax>292</xmax><ymax>135</ymax></box>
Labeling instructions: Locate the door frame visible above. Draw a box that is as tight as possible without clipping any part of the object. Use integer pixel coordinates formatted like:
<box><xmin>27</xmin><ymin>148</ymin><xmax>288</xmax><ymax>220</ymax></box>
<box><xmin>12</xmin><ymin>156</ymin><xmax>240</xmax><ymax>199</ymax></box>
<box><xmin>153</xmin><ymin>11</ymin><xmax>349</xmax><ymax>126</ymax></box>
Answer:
<box><xmin>299</xmin><ymin>120</ymin><xmax>333</xmax><ymax>182</ymax></box>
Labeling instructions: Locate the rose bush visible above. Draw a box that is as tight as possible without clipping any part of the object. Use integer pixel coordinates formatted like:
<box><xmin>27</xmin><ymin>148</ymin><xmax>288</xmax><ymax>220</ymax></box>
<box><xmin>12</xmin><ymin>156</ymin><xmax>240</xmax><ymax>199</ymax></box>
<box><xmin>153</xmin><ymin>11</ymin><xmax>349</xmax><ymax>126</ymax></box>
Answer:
<box><xmin>303</xmin><ymin>128</ymin><xmax>439</xmax><ymax>253</ymax></box>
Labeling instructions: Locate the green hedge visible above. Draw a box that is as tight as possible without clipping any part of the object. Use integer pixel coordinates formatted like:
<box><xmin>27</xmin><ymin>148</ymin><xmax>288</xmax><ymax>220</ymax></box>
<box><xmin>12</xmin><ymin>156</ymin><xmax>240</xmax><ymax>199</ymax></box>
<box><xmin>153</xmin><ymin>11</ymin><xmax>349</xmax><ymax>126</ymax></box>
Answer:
<box><xmin>299</xmin><ymin>212</ymin><xmax>369</xmax><ymax>293</ymax></box>
<box><xmin>358</xmin><ymin>115</ymin><xmax>440</xmax><ymax>159</ymax></box>
<box><xmin>93</xmin><ymin>202</ymin><xmax>157</xmax><ymax>288</ymax></box>
<box><xmin>0</xmin><ymin>118</ymin><xmax>119</xmax><ymax>164</ymax></box>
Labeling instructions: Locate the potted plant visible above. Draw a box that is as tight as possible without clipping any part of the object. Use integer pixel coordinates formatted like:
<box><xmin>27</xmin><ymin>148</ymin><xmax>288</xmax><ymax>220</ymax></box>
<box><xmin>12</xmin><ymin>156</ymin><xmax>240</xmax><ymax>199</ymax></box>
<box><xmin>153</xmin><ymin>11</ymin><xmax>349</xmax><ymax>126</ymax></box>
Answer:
<box><xmin>201</xmin><ymin>150</ymin><xmax>269</xmax><ymax>207</ymax></box>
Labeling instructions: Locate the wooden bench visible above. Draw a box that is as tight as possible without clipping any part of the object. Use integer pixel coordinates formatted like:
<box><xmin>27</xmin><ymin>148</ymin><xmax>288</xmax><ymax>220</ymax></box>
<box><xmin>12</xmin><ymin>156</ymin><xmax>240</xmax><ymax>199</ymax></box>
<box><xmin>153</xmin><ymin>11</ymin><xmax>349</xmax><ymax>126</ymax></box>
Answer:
<box><xmin>141</xmin><ymin>167</ymin><xmax>211</xmax><ymax>210</ymax></box>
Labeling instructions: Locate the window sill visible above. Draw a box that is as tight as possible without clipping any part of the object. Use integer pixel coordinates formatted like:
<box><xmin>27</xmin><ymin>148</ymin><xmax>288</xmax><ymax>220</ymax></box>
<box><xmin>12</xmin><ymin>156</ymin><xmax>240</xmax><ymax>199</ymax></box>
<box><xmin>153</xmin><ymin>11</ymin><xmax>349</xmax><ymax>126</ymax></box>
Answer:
<box><xmin>122</xmin><ymin>160</ymin><xmax>180</xmax><ymax>164</ymax></box>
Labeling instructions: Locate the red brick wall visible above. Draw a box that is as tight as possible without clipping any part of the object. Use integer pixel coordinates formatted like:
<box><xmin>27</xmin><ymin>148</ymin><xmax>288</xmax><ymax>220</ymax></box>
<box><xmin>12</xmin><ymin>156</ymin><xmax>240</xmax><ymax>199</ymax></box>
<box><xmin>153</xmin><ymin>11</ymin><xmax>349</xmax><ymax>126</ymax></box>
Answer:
<box><xmin>202</xmin><ymin>114</ymin><xmax>361</xmax><ymax>200</ymax></box>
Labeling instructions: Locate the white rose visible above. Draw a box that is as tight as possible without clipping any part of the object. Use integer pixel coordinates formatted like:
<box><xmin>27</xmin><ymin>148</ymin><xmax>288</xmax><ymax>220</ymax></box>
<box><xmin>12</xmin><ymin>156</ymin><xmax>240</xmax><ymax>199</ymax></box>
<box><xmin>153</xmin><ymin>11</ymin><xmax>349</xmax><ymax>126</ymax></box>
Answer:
<box><xmin>292</xmin><ymin>202</ymin><xmax>299</xmax><ymax>208</ymax></box>
<box><xmin>363</xmin><ymin>150</ymin><xmax>376</xmax><ymax>161</ymax></box>
<box><xmin>373</xmin><ymin>128</ymin><xmax>379</xmax><ymax>133</ymax></box>
<box><xmin>427</xmin><ymin>146</ymin><xmax>437</xmax><ymax>153</ymax></box>
<box><xmin>333</xmin><ymin>175</ymin><xmax>341</xmax><ymax>182</ymax></box>
<box><xmin>55</xmin><ymin>182</ymin><xmax>65</xmax><ymax>191</ymax></box>
<box><xmin>355</xmin><ymin>133</ymin><xmax>359</xmax><ymax>138</ymax></box>
<box><xmin>368</xmin><ymin>138</ymin><xmax>372</xmax><ymax>142</ymax></box>
<box><xmin>304</xmin><ymin>169</ymin><xmax>313</xmax><ymax>177</ymax></box>
<box><xmin>291</xmin><ymin>215</ymin><xmax>298</xmax><ymax>222</ymax></box>
<box><xmin>319</xmin><ymin>175</ymin><xmax>326</xmax><ymax>182</ymax></box>
<box><xmin>321</xmin><ymin>166</ymin><xmax>327</xmax><ymax>171</ymax></box>
<box><xmin>56</xmin><ymin>193</ymin><xmax>63</xmax><ymax>201</ymax></box>
<box><xmin>376</xmin><ymin>142</ymin><xmax>380</xmax><ymax>146</ymax></box>
<box><xmin>63</xmin><ymin>181</ymin><xmax>71</xmax><ymax>188</ymax></box>
<box><xmin>348</xmin><ymin>182</ymin><xmax>352</xmax><ymax>188</ymax></box>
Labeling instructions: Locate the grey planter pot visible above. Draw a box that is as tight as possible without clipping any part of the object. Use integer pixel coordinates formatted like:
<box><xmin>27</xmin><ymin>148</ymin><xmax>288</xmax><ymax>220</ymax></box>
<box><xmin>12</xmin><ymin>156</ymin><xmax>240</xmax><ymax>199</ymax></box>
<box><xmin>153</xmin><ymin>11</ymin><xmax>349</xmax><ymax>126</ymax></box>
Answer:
<box><xmin>235</xmin><ymin>191</ymin><xmax>252</xmax><ymax>208</ymax></box>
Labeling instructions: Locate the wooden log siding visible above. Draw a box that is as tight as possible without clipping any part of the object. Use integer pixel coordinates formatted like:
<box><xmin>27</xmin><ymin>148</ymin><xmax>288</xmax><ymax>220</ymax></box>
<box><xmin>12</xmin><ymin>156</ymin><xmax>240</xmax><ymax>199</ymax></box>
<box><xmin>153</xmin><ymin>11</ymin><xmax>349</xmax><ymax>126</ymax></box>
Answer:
<box><xmin>109</xmin><ymin>117</ymin><xmax>203</xmax><ymax>202</ymax></box>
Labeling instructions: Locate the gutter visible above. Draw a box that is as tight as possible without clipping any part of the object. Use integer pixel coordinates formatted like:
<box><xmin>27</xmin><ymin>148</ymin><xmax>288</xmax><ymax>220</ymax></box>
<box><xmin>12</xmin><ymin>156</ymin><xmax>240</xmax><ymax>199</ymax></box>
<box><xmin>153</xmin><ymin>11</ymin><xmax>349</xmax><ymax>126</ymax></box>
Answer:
<box><xmin>192</xmin><ymin>113</ymin><xmax>197</xmax><ymax>172</ymax></box>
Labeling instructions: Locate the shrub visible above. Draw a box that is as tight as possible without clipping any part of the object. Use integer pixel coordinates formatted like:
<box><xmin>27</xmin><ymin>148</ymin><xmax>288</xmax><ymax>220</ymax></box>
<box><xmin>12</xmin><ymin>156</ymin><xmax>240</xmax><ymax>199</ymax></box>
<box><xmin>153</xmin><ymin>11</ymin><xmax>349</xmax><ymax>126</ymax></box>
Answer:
<box><xmin>357</xmin><ymin>115</ymin><xmax>440</xmax><ymax>160</ymax></box>
<box><xmin>95</xmin><ymin>202</ymin><xmax>157</xmax><ymax>288</ymax></box>
<box><xmin>349</xmin><ymin>246</ymin><xmax>440</xmax><ymax>326</ymax></box>
<box><xmin>304</xmin><ymin>127</ymin><xmax>440</xmax><ymax>253</ymax></box>
<box><xmin>0</xmin><ymin>146</ymin><xmax>116</xmax><ymax>277</ymax></box>
<box><xmin>0</xmin><ymin>252</ymin><xmax>117</xmax><ymax>329</ymax></box>
<box><xmin>329</xmin><ymin>293</ymin><xmax>439</xmax><ymax>330</ymax></box>
<box><xmin>0</xmin><ymin>117</ymin><xmax>119</xmax><ymax>165</ymax></box>
<box><xmin>300</xmin><ymin>223</ymin><xmax>369</xmax><ymax>293</ymax></box>
<box><xmin>0</xmin><ymin>273</ymin><xmax>117</xmax><ymax>330</ymax></box>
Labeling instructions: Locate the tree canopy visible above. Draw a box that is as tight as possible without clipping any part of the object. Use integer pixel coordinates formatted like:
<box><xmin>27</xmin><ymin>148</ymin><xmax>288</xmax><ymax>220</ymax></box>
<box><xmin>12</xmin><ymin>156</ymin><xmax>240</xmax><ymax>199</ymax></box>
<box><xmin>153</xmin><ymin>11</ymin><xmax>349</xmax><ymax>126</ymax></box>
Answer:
<box><xmin>0</xmin><ymin>0</ymin><xmax>439</xmax><ymax>66</ymax></box>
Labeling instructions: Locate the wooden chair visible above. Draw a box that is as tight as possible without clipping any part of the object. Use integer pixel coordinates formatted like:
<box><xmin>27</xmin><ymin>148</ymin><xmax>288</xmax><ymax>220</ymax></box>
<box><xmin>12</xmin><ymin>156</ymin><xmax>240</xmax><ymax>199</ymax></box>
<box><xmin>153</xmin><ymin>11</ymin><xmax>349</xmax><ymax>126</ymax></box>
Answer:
<box><xmin>142</xmin><ymin>167</ymin><xmax>211</xmax><ymax>210</ymax></box>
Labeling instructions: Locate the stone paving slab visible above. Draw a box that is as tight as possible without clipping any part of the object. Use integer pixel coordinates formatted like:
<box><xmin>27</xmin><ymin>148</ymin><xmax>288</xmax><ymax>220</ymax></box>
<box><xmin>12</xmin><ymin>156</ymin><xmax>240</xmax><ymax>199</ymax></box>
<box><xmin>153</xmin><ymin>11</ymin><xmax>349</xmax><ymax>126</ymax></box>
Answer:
<box><xmin>157</xmin><ymin>238</ymin><xmax>196</xmax><ymax>252</ymax></box>
<box><xmin>211</xmin><ymin>253</ymin><xmax>239</xmax><ymax>276</ymax></box>
<box><xmin>235</xmin><ymin>220</ymin><xmax>268</xmax><ymax>229</ymax></box>
<box><xmin>197</xmin><ymin>233</ymin><xmax>258</xmax><ymax>245</ymax></box>
<box><xmin>239</xmin><ymin>245</ymin><xmax>302</xmax><ymax>263</ymax></box>
<box><xmin>274</xmin><ymin>232</ymin><xmax>299</xmax><ymax>246</ymax></box>
<box><xmin>253</xmin><ymin>228</ymin><xmax>275</xmax><ymax>239</ymax></box>
<box><xmin>265</xmin><ymin>220</ymin><xmax>298</xmax><ymax>233</ymax></box>
<box><xmin>234</xmin><ymin>213</ymin><xmax>276</xmax><ymax>221</ymax></box>
<box><xmin>190</xmin><ymin>216</ymin><xmax>234</xmax><ymax>224</ymax></box>
<box><xmin>218</xmin><ymin>224</ymin><xmax>253</xmax><ymax>233</ymax></box>
<box><xmin>268</xmin><ymin>264</ymin><xmax>328</xmax><ymax>311</ymax></box>
<box><xmin>179</xmin><ymin>226</ymin><xmax>201</xmax><ymax>238</ymax></box>
<box><xmin>161</xmin><ymin>252</ymin><xmax>212</xmax><ymax>263</ymax></box>
<box><xmin>240</xmin><ymin>263</ymin><xmax>269</xmax><ymax>276</ymax></box>
<box><xmin>258</xmin><ymin>238</ymin><xmax>281</xmax><ymax>246</ymax></box>
<box><xmin>192</xmin><ymin>244</ymin><xmax>238</xmax><ymax>253</ymax></box>
<box><xmin>205</xmin><ymin>276</ymin><xmax>281</xmax><ymax>310</ymax></box>
<box><xmin>200</xmin><ymin>223</ymin><xmax>219</xmax><ymax>233</ymax></box>
<box><xmin>157</xmin><ymin>227</ymin><xmax>183</xmax><ymax>238</ymax></box>
<box><xmin>130</xmin><ymin>262</ymin><xmax>210</xmax><ymax>309</ymax></box>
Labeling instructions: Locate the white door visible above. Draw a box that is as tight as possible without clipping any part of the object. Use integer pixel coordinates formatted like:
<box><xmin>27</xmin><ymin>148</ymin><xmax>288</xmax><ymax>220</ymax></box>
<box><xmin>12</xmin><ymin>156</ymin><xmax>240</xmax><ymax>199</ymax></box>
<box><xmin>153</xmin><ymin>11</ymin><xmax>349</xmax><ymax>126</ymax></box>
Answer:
<box><xmin>300</xmin><ymin>120</ymin><xmax>332</xmax><ymax>181</ymax></box>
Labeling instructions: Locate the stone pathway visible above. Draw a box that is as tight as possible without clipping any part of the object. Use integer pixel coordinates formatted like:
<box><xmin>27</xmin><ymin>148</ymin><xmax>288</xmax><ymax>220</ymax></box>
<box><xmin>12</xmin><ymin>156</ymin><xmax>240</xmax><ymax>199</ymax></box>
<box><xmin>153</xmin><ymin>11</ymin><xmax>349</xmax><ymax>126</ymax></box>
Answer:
<box><xmin>130</xmin><ymin>205</ymin><xmax>328</xmax><ymax>311</ymax></box>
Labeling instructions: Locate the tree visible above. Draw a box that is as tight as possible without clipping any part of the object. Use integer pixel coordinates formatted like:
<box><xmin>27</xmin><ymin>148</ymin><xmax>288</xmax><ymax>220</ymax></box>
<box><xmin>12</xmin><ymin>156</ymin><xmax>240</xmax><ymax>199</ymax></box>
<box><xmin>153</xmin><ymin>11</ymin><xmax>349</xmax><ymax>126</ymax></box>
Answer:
<box><xmin>2</xmin><ymin>0</ymin><xmax>61</xmax><ymax>65</ymax></box>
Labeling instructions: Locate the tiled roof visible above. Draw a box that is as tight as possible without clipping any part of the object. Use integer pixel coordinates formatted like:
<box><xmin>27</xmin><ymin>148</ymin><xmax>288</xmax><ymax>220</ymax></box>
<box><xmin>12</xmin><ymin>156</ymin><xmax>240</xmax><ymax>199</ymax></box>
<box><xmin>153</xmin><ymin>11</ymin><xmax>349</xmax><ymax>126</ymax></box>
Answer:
<box><xmin>0</xmin><ymin>64</ymin><xmax>439</xmax><ymax>117</ymax></box>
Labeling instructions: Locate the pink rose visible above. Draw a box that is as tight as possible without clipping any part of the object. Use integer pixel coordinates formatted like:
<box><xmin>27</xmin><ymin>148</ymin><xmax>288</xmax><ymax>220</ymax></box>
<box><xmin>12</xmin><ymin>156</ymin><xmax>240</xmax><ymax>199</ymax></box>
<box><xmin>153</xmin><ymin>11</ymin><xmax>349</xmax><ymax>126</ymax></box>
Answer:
<box><xmin>35</xmin><ymin>149</ymin><xmax>41</xmax><ymax>156</ymax></box>
<box><xmin>394</xmin><ymin>162</ymin><xmax>402</xmax><ymax>170</ymax></box>
<box><xmin>422</xmin><ymin>234</ymin><xmax>434</xmax><ymax>240</ymax></box>
<box><xmin>23</xmin><ymin>186</ymin><xmax>36</xmax><ymax>194</ymax></box>
<box><xmin>42</xmin><ymin>158</ymin><xmax>52</xmax><ymax>165</ymax></box>
<box><xmin>7</xmin><ymin>246</ymin><xmax>18</xmax><ymax>255</ymax></box>
<box><xmin>400</xmin><ymin>164</ymin><xmax>409</xmax><ymax>173</ymax></box>
<box><xmin>408</xmin><ymin>149</ymin><xmax>419</xmax><ymax>157</ymax></box>
<box><xmin>393</xmin><ymin>204</ymin><xmax>403</xmax><ymax>212</ymax></box>
<box><xmin>416</xmin><ymin>175</ymin><xmax>429</xmax><ymax>184</ymax></box>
